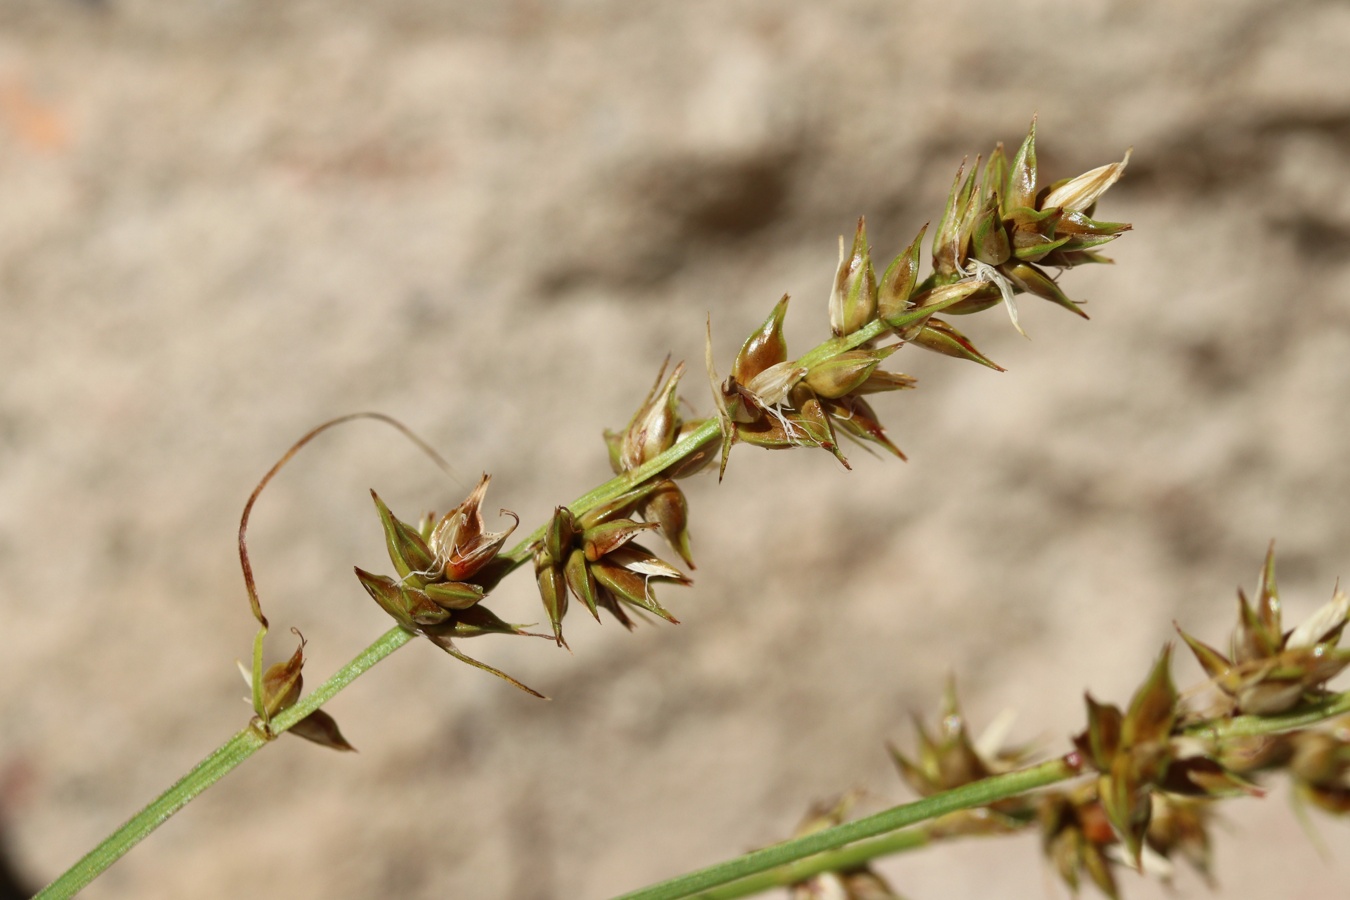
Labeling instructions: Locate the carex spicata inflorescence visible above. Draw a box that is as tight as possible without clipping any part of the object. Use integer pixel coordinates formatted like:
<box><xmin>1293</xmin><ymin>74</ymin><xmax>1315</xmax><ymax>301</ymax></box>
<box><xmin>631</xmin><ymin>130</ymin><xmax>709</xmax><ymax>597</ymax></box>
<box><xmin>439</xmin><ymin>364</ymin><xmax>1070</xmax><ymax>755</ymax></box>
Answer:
<box><xmin>343</xmin><ymin>120</ymin><xmax>1131</xmax><ymax>699</ymax></box>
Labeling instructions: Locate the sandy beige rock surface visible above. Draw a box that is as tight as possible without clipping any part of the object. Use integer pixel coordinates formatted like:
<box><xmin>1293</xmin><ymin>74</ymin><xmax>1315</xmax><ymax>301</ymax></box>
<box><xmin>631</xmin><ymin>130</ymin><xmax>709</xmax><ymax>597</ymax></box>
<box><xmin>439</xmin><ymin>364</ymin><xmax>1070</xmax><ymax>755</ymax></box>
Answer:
<box><xmin>3</xmin><ymin>1</ymin><xmax>1350</xmax><ymax>897</ymax></box>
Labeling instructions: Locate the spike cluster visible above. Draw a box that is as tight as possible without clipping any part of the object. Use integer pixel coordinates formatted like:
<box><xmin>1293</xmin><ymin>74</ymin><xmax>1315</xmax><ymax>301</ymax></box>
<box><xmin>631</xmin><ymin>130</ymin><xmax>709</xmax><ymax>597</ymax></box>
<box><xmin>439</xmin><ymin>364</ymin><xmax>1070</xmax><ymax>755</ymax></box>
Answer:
<box><xmin>240</xmin><ymin>631</ymin><xmax>355</xmax><ymax>751</ymax></box>
<box><xmin>1046</xmin><ymin>551</ymin><xmax>1350</xmax><ymax>898</ymax></box>
<box><xmin>1178</xmin><ymin>546</ymin><xmax>1350</xmax><ymax>716</ymax></box>
<box><xmin>532</xmin><ymin>501</ymin><xmax>689</xmax><ymax>646</ymax></box>
<box><xmin>1040</xmin><ymin>787</ymin><xmax>1213</xmax><ymax>898</ymax></box>
<box><xmin>1048</xmin><ymin>549</ymin><xmax>1350</xmax><ymax>897</ymax></box>
<box><xmin>1070</xmin><ymin>647</ymin><xmax>1260</xmax><ymax>880</ymax></box>
<box><xmin>526</xmin><ymin>356</ymin><xmax>714</xmax><ymax>646</ymax></box>
<box><xmin>930</xmin><ymin>118</ymin><xmax>1131</xmax><ymax>334</ymax></box>
<box><xmin>791</xmin><ymin>549</ymin><xmax>1350</xmax><ymax>900</ymax></box>
<box><xmin>602</xmin><ymin>358</ymin><xmax>707</xmax><ymax>568</ymax></box>
<box><xmin>784</xmin><ymin>685</ymin><xmax>1035</xmax><ymax>900</ymax></box>
<box><xmin>231</xmin><ymin>121</ymin><xmax>1350</xmax><ymax>900</ymax></box>
<box><xmin>708</xmin><ymin>293</ymin><xmax>915</xmax><ymax>474</ymax></box>
<box><xmin>869</xmin><ymin>672</ymin><xmax>1245</xmax><ymax>900</ymax></box>
<box><xmin>890</xmin><ymin>680</ymin><xmax>1037</xmax><ymax>815</ymax></box>
<box><xmin>1281</xmin><ymin>721</ymin><xmax>1350</xmax><ymax>812</ymax></box>
<box><xmin>354</xmin><ymin>474</ymin><xmax>547</xmax><ymax>696</ymax></box>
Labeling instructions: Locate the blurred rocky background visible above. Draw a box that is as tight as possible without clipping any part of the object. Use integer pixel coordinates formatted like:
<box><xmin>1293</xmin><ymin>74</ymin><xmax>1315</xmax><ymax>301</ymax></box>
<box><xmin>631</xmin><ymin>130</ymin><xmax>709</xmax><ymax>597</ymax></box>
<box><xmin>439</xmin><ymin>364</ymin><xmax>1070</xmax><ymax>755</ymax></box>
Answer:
<box><xmin>2</xmin><ymin>0</ymin><xmax>1349</xmax><ymax>897</ymax></box>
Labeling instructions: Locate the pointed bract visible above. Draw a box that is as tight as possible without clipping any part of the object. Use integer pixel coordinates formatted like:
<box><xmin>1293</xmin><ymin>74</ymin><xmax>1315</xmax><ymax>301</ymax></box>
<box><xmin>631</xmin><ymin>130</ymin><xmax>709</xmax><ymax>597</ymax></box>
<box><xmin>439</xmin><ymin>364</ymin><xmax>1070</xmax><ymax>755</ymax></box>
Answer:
<box><xmin>982</xmin><ymin>145</ymin><xmax>1007</xmax><ymax>209</ymax></box>
<box><xmin>287</xmin><ymin>709</ymin><xmax>357</xmax><ymax>752</ymax></box>
<box><xmin>643</xmin><ymin>478</ymin><xmax>695</xmax><ymax>569</ymax></box>
<box><xmin>534</xmin><ymin>551</ymin><xmax>569</xmax><ymax>647</ymax></box>
<box><xmin>706</xmin><ymin>317</ymin><xmax>737</xmax><ymax>481</ymax></box>
<box><xmin>564</xmin><ymin>547</ymin><xmax>601</xmax><ymax>619</ymax></box>
<box><xmin>1006</xmin><ymin>118</ymin><xmax>1038</xmax><ymax>212</ymax></box>
<box><xmin>933</xmin><ymin>159</ymin><xmax>969</xmax><ymax>280</ymax></box>
<box><xmin>583</xmin><ymin>518</ymin><xmax>660</xmax><ymax>562</ymax></box>
<box><xmin>423</xmin><ymin>580</ymin><xmax>485</xmax><ymax>611</ymax></box>
<box><xmin>1005</xmin><ymin>262</ymin><xmax>1088</xmax><ymax>319</ymax></box>
<box><xmin>1122</xmin><ymin>645</ymin><xmax>1178</xmax><ymax>749</ymax></box>
<box><xmin>1042</xmin><ymin>149</ymin><xmax>1131</xmax><ymax>213</ymax></box>
<box><xmin>971</xmin><ymin>194</ymin><xmax>1011</xmax><ymax>266</ymax></box>
<box><xmin>827</xmin><ymin>395</ymin><xmax>905</xmax><ymax>459</ymax></box>
<box><xmin>259</xmin><ymin>636</ymin><xmax>307</xmax><ymax>720</ymax></box>
<box><xmin>617</xmin><ymin>359</ymin><xmax>686</xmax><ymax>472</ymax></box>
<box><xmin>804</xmin><ymin>347</ymin><xmax>895</xmax><ymax>400</ymax></box>
<box><xmin>370</xmin><ymin>491</ymin><xmax>435</xmax><ymax>581</ymax></box>
<box><xmin>1287</xmin><ymin>587</ymin><xmax>1350</xmax><ymax>650</ymax></box>
<box><xmin>423</xmin><ymin>630</ymin><xmax>546</xmax><ymax>698</ymax></box>
<box><xmin>1178</xmin><ymin>625</ymin><xmax>1232</xmax><ymax>681</ymax></box>
<box><xmin>877</xmin><ymin>224</ymin><xmax>927</xmax><ymax>321</ymax></box>
<box><xmin>829</xmin><ymin>218</ymin><xmax>878</xmax><ymax>336</ymax></box>
<box><xmin>427</xmin><ymin>473</ymin><xmax>518</xmax><ymax>583</ymax></box>
<box><xmin>734</xmin><ymin>294</ymin><xmax>791</xmax><ymax>385</ymax></box>
<box><xmin>354</xmin><ymin>567</ymin><xmax>418</xmax><ymax>631</ymax></box>
<box><xmin>908</xmin><ymin>317</ymin><xmax>1005</xmax><ymax>371</ymax></box>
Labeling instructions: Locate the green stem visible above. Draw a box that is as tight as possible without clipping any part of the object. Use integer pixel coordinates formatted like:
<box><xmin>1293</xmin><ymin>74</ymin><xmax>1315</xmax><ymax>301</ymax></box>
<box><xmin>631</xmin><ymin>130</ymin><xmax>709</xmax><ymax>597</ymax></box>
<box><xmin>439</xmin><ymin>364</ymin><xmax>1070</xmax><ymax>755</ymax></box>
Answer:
<box><xmin>502</xmin><ymin>419</ymin><xmax>722</xmax><ymax>566</ymax></box>
<box><xmin>1188</xmin><ymin>689</ymin><xmax>1350</xmax><ymax>740</ymax></box>
<box><xmin>34</xmin><ymin>730</ymin><xmax>264</xmax><ymax>900</ymax></box>
<box><xmin>270</xmin><ymin>626</ymin><xmax>414</xmax><ymax>733</ymax></box>
<box><xmin>688</xmin><ymin>826</ymin><xmax>934</xmax><ymax>900</ymax></box>
<box><xmin>35</xmin><ymin>626</ymin><xmax>413</xmax><ymax>900</ymax></box>
<box><xmin>614</xmin><ymin>757</ymin><xmax>1079</xmax><ymax>900</ymax></box>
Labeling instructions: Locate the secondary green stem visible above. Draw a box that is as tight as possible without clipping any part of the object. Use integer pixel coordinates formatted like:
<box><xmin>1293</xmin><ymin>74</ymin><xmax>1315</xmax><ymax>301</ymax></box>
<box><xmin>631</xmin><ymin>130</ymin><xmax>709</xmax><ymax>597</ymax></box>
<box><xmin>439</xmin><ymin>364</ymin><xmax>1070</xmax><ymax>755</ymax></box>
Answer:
<box><xmin>617</xmin><ymin>686</ymin><xmax>1350</xmax><ymax>900</ymax></box>
<box><xmin>687</xmin><ymin>826</ymin><xmax>934</xmax><ymax>900</ymax></box>
<box><xmin>614</xmin><ymin>757</ymin><xmax>1079</xmax><ymax>900</ymax></box>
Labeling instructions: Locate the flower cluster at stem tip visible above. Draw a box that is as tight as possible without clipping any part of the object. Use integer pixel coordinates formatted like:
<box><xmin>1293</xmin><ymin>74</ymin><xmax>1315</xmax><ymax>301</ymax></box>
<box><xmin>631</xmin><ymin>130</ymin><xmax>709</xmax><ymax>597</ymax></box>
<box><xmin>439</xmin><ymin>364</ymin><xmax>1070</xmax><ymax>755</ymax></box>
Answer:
<box><xmin>338</xmin><ymin>119</ymin><xmax>1132</xmax><ymax>703</ymax></box>
<box><xmin>264</xmin><ymin>119</ymin><xmax>1133</xmax><ymax>735</ymax></box>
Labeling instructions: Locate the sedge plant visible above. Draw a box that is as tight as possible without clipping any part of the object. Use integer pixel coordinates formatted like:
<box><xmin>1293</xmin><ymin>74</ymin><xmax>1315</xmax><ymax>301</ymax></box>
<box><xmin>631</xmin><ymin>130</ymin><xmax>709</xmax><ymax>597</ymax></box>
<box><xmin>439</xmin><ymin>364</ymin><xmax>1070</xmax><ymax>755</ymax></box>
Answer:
<box><xmin>33</xmin><ymin>121</ymin><xmax>1350</xmax><ymax>900</ymax></box>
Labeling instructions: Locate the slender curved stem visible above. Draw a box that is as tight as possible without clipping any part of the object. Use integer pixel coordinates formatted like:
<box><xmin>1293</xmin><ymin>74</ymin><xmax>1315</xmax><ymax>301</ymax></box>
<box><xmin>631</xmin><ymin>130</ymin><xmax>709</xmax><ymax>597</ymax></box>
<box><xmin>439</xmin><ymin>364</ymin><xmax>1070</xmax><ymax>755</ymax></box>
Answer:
<box><xmin>34</xmin><ymin>627</ymin><xmax>413</xmax><ymax>900</ymax></box>
<box><xmin>33</xmin><ymin>729</ymin><xmax>264</xmax><ymax>900</ymax></box>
